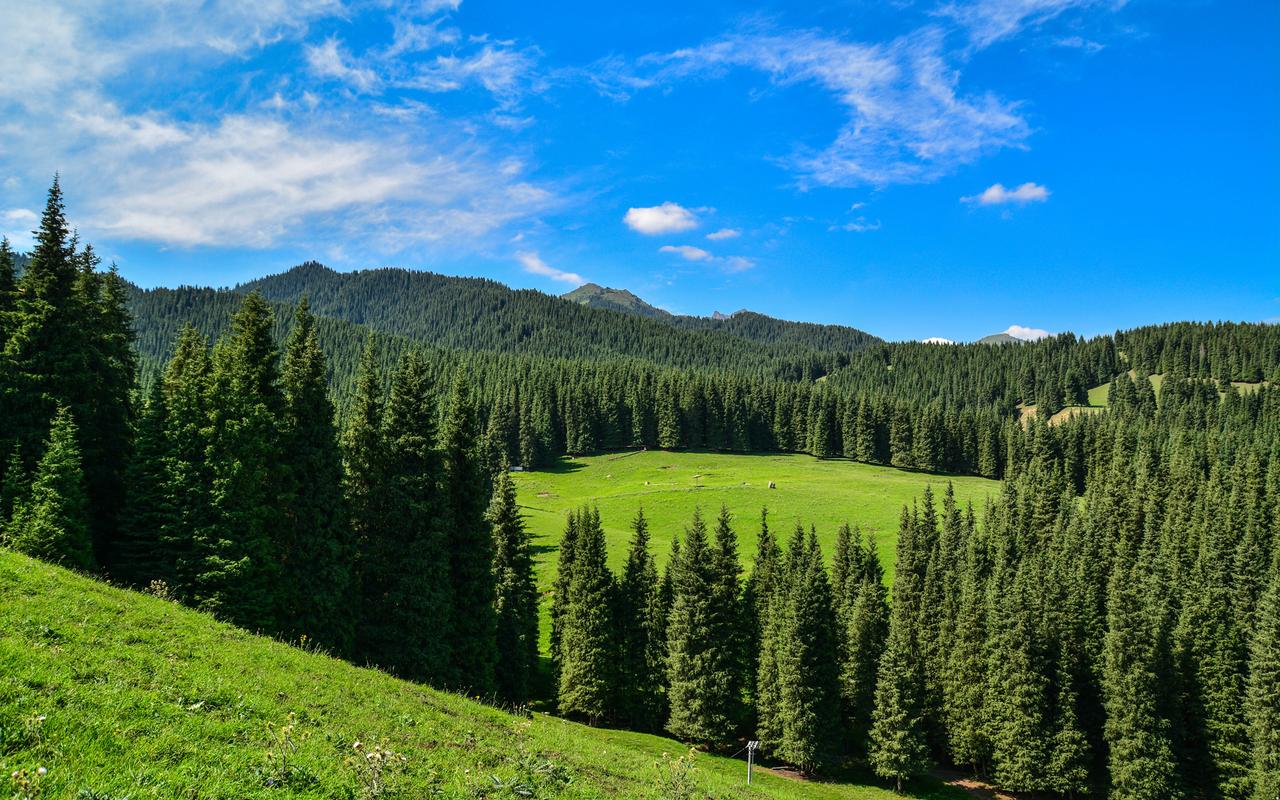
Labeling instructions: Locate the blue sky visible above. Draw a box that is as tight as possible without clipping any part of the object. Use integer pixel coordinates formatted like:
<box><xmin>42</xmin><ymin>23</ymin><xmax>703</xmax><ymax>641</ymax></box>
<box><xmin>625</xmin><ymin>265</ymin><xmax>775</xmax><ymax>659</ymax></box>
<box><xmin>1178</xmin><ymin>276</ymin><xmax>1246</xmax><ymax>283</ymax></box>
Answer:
<box><xmin>0</xmin><ymin>0</ymin><xmax>1276</xmax><ymax>342</ymax></box>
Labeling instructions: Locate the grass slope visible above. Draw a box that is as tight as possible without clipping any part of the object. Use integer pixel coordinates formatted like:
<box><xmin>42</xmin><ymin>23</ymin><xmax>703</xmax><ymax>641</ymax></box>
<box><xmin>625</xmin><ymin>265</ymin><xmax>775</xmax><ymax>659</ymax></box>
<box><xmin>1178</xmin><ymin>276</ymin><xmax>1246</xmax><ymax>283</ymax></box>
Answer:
<box><xmin>0</xmin><ymin>552</ymin><xmax>961</xmax><ymax>800</ymax></box>
<box><xmin>513</xmin><ymin>450</ymin><xmax>1000</xmax><ymax>588</ymax></box>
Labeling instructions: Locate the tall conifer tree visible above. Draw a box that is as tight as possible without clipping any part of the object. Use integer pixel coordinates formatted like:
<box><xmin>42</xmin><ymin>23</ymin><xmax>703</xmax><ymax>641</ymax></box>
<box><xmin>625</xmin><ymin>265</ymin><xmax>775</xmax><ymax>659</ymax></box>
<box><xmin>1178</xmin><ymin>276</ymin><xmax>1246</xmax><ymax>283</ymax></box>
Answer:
<box><xmin>489</xmin><ymin>469</ymin><xmax>539</xmax><ymax>705</ymax></box>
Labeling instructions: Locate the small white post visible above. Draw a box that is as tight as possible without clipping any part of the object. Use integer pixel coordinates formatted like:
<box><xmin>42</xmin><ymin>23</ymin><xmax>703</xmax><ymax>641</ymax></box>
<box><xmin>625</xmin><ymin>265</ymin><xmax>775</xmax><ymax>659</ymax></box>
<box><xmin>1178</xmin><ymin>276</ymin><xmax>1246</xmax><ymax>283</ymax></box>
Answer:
<box><xmin>746</xmin><ymin>740</ymin><xmax>759</xmax><ymax>785</ymax></box>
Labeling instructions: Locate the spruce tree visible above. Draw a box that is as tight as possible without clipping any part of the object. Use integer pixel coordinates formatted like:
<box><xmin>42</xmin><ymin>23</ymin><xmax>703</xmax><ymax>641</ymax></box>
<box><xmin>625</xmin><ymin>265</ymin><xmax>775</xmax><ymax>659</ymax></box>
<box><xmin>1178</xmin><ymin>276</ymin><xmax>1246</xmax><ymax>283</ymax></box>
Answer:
<box><xmin>550</xmin><ymin>509</ymin><xmax>580</xmax><ymax>682</ymax></box>
<box><xmin>489</xmin><ymin>469</ymin><xmax>539</xmax><ymax>705</ymax></box>
<box><xmin>1102</xmin><ymin>541</ymin><xmax>1183</xmax><ymax>800</ymax></box>
<box><xmin>158</xmin><ymin>324</ymin><xmax>213</xmax><ymax>600</ymax></box>
<box><xmin>774</xmin><ymin>529</ymin><xmax>842</xmax><ymax>772</ymax></box>
<box><xmin>343</xmin><ymin>336</ymin><xmax>389</xmax><ymax>666</ymax></box>
<box><xmin>710</xmin><ymin>505</ymin><xmax>746</xmax><ymax>731</ymax></box>
<box><xmin>870</xmin><ymin>512</ymin><xmax>930</xmax><ymax>792</ymax></box>
<box><xmin>114</xmin><ymin>383</ymin><xmax>173</xmax><ymax>588</ymax></box>
<box><xmin>196</xmin><ymin>292</ymin><xmax>285</xmax><ymax>631</ymax></box>
<box><xmin>840</xmin><ymin>533</ymin><xmax>889</xmax><ymax>764</ymax></box>
<box><xmin>8</xmin><ymin>406</ymin><xmax>93</xmax><ymax>570</ymax></box>
<box><xmin>1246</xmin><ymin>550</ymin><xmax>1280</xmax><ymax>800</ymax></box>
<box><xmin>869</xmin><ymin>602</ymin><xmax>930</xmax><ymax>792</ymax></box>
<box><xmin>372</xmin><ymin>350</ymin><xmax>453</xmax><ymax>682</ymax></box>
<box><xmin>442</xmin><ymin>371</ymin><xmax>498</xmax><ymax>693</ymax></box>
<box><xmin>278</xmin><ymin>298</ymin><xmax>354</xmax><ymax>654</ymax></box>
<box><xmin>557</xmin><ymin>507</ymin><xmax>616</xmax><ymax>724</ymax></box>
<box><xmin>616</xmin><ymin>508</ymin><xmax>666</xmax><ymax>730</ymax></box>
<box><xmin>746</xmin><ymin>509</ymin><xmax>781</xmax><ymax>738</ymax></box>
<box><xmin>667</xmin><ymin>508</ymin><xmax>739</xmax><ymax>744</ymax></box>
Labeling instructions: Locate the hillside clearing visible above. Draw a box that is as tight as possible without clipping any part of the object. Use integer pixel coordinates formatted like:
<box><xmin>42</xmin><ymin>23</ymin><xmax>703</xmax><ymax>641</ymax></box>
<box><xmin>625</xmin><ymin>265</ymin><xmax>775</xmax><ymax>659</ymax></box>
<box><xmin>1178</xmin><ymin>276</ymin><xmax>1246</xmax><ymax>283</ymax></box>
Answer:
<box><xmin>513</xmin><ymin>450</ymin><xmax>1000</xmax><ymax>588</ymax></box>
<box><xmin>0</xmin><ymin>551</ymin><xmax>963</xmax><ymax>800</ymax></box>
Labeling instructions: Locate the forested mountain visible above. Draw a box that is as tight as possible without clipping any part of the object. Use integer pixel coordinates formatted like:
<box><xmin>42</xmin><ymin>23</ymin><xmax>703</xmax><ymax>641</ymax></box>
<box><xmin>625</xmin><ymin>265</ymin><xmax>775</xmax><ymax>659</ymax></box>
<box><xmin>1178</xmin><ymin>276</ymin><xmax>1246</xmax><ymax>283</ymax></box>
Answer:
<box><xmin>233</xmin><ymin>262</ymin><xmax>881</xmax><ymax>375</ymax></box>
<box><xmin>562</xmin><ymin>282</ymin><xmax>672</xmax><ymax>319</ymax></box>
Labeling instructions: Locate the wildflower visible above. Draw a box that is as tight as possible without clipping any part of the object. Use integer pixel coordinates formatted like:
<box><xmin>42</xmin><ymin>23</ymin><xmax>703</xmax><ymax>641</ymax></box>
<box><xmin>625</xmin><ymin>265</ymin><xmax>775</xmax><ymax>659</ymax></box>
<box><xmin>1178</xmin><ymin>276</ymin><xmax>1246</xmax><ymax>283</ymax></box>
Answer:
<box><xmin>36</xmin><ymin>767</ymin><xmax>47</xmax><ymax>777</ymax></box>
<box><xmin>353</xmin><ymin>741</ymin><xmax>363</xmax><ymax>751</ymax></box>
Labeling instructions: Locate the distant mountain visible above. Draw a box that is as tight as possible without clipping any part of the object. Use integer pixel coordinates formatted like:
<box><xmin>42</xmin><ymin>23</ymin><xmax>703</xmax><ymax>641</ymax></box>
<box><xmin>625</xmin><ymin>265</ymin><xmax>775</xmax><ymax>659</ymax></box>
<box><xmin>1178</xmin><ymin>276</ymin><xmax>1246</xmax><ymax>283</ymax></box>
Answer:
<box><xmin>978</xmin><ymin>332</ymin><xmax>1023</xmax><ymax>345</ymax></box>
<box><xmin>922</xmin><ymin>337</ymin><xmax>955</xmax><ymax>345</ymax></box>
<box><xmin>562</xmin><ymin>283</ymin><xmax>671</xmax><ymax>319</ymax></box>
<box><xmin>227</xmin><ymin>262</ymin><xmax>881</xmax><ymax>370</ymax></box>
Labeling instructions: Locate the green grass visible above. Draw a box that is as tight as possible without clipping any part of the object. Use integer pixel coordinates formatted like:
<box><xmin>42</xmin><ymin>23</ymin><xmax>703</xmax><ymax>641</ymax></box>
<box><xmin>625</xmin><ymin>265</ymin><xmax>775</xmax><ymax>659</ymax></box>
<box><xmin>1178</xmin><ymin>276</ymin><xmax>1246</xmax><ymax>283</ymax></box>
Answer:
<box><xmin>513</xmin><ymin>450</ymin><xmax>1000</xmax><ymax>588</ymax></box>
<box><xmin>0</xmin><ymin>550</ymin><xmax>966</xmax><ymax>800</ymax></box>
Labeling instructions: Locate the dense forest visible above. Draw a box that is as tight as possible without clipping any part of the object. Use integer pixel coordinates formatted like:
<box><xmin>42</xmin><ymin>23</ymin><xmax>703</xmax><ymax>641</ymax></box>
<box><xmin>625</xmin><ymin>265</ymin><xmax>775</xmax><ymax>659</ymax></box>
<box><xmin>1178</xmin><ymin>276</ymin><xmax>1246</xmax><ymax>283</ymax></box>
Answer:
<box><xmin>1</xmin><ymin>182</ymin><xmax>1277</xmax><ymax>798</ymax></box>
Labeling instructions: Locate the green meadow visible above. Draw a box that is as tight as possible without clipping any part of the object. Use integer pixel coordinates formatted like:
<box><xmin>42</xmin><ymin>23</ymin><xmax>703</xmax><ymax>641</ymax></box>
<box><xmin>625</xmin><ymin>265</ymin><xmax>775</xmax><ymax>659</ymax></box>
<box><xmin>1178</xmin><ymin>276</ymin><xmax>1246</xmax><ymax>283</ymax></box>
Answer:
<box><xmin>513</xmin><ymin>450</ymin><xmax>1001</xmax><ymax>587</ymax></box>
<box><xmin>0</xmin><ymin>551</ymin><xmax>966</xmax><ymax>800</ymax></box>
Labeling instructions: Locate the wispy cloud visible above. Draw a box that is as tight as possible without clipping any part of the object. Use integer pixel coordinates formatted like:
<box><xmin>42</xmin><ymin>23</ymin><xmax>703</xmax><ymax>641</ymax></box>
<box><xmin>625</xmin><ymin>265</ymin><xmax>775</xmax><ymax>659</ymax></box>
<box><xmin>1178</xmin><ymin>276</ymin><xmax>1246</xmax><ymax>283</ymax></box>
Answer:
<box><xmin>306</xmin><ymin>37</ymin><xmax>381</xmax><ymax>93</ymax></box>
<box><xmin>608</xmin><ymin>26</ymin><xmax>1030</xmax><ymax>188</ymax></box>
<box><xmin>624</xmin><ymin>202</ymin><xmax>699</xmax><ymax>234</ymax></box>
<box><xmin>517</xmin><ymin>250</ymin><xmax>584</xmax><ymax>284</ymax></box>
<box><xmin>658</xmin><ymin>244</ymin><xmax>754</xmax><ymax>273</ymax></box>
<box><xmin>962</xmin><ymin>181</ymin><xmax>1050</xmax><ymax>205</ymax></box>
<box><xmin>831</xmin><ymin>217</ymin><xmax>882</xmax><ymax>232</ymax></box>
<box><xmin>706</xmin><ymin>228</ymin><xmax>740</xmax><ymax>240</ymax></box>
<box><xmin>938</xmin><ymin>0</ymin><xmax>1127</xmax><ymax>50</ymax></box>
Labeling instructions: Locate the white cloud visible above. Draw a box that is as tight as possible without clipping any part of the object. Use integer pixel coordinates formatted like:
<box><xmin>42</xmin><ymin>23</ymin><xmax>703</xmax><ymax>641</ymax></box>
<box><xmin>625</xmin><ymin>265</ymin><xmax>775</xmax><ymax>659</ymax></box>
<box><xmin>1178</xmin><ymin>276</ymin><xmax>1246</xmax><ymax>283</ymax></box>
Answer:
<box><xmin>624</xmin><ymin>202</ymin><xmax>699</xmax><ymax>234</ymax></box>
<box><xmin>306</xmin><ymin>37</ymin><xmax>381</xmax><ymax>93</ymax></box>
<box><xmin>938</xmin><ymin>0</ymin><xmax>1125</xmax><ymax>50</ymax></box>
<box><xmin>832</xmin><ymin>217</ymin><xmax>882</xmax><ymax>232</ymax></box>
<box><xmin>659</xmin><ymin>244</ymin><xmax>713</xmax><ymax>261</ymax></box>
<box><xmin>2</xmin><ymin>209</ymin><xmax>37</xmax><ymax>224</ymax></box>
<box><xmin>612</xmin><ymin>26</ymin><xmax>1030</xmax><ymax>188</ymax></box>
<box><xmin>962</xmin><ymin>182</ymin><xmax>1050</xmax><ymax>205</ymax></box>
<box><xmin>658</xmin><ymin>244</ymin><xmax>754</xmax><ymax>273</ymax></box>
<box><xmin>70</xmin><ymin>110</ymin><xmax>554</xmax><ymax>249</ymax></box>
<box><xmin>922</xmin><ymin>337</ymin><xmax>955</xmax><ymax>344</ymax></box>
<box><xmin>0</xmin><ymin>0</ymin><xmax>555</xmax><ymax>255</ymax></box>
<box><xmin>1004</xmin><ymin>324</ymin><xmax>1051</xmax><ymax>341</ymax></box>
<box><xmin>403</xmin><ymin>45</ymin><xmax>540</xmax><ymax>108</ymax></box>
<box><xmin>516</xmin><ymin>251</ymin><xmax>584</xmax><ymax>285</ymax></box>
<box><xmin>706</xmin><ymin>227</ymin><xmax>740</xmax><ymax>240</ymax></box>
<box><xmin>1</xmin><ymin>208</ymin><xmax>38</xmax><ymax>250</ymax></box>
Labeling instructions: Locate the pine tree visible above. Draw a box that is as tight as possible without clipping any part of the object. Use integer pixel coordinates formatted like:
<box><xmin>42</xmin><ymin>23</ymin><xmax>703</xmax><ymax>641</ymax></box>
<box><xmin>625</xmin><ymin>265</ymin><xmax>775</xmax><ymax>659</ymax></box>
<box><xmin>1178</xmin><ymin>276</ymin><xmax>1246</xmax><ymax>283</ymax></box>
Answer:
<box><xmin>1102</xmin><ymin>540</ymin><xmax>1183</xmax><ymax>800</ymax></box>
<box><xmin>774</xmin><ymin>529</ymin><xmax>842</xmax><ymax>772</ymax></box>
<box><xmin>371</xmin><ymin>350</ymin><xmax>452</xmax><ymax>682</ymax></box>
<box><xmin>550</xmin><ymin>510</ymin><xmax>581</xmax><ymax>682</ymax></box>
<box><xmin>869</xmin><ymin>601</ymin><xmax>930</xmax><ymax>792</ymax></box>
<box><xmin>278</xmin><ymin>298</ymin><xmax>354</xmax><ymax>654</ymax></box>
<box><xmin>114</xmin><ymin>383</ymin><xmax>173</xmax><ymax>588</ymax></box>
<box><xmin>442</xmin><ymin>371</ymin><xmax>498</xmax><ymax>693</ymax></box>
<box><xmin>158</xmin><ymin>324</ymin><xmax>213</xmax><ymax>600</ymax></box>
<box><xmin>840</xmin><ymin>533</ymin><xmax>889</xmax><ymax>764</ymax></box>
<box><xmin>343</xmin><ymin>336</ymin><xmax>390</xmax><ymax>667</ymax></box>
<box><xmin>870</xmin><ymin>513</ymin><xmax>930</xmax><ymax>792</ymax></box>
<box><xmin>196</xmin><ymin>292</ymin><xmax>284</xmax><ymax>631</ymax></box>
<box><xmin>616</xmin><ymin>508</ymin><xmax>666</xmax><ymax>730</ymax></box>
<box><xmin>667</xmin><ymin>508</ymin><xmax>739</xmax><ymax>744</ymax></box>
<box><xmin>8</xmin><ymin>406</ymin><xmax>93</xmax><ymax>570</ymax></box>
<box><xmin>710</xmin><ymin>505</ymin><xmax>746</xmax><ymax>731</ymax></box>
<box><xmin>558</xmin><ymin>507</ymin><xmax>616</xmax><ymax>724</ymax></box>
<box><xmin>1246</xmin><ymin>550</ymin><xmax>1280</xmax><ymax>800</ymax></box>
<box><xmin>748</xmin><ymin>509</ymin><xmax>783</xmax><ymax>744</ymax></box>
<box><xmin>489</xmin><ymin>469</ymin><xmax>539</xmax><ymax>705</ymax></box>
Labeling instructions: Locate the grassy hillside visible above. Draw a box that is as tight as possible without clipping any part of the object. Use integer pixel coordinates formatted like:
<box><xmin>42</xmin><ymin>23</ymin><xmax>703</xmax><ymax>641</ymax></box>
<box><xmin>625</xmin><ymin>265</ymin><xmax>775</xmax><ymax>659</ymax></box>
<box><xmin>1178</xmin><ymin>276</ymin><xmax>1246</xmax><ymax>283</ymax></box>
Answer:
<box><xmin>0</xmin><ymin>551</ymin><xmax>965</xmax><ymax>800</ymax></box>
<box><xmin>513</xmin><ymin>450</ymin><xmax>1001</xmax><ymax>588</ymax></box>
